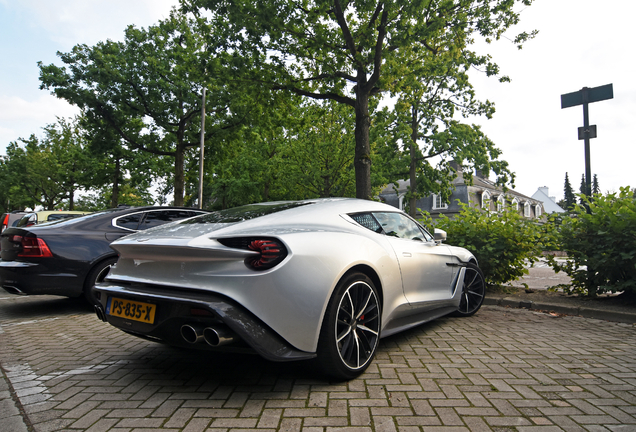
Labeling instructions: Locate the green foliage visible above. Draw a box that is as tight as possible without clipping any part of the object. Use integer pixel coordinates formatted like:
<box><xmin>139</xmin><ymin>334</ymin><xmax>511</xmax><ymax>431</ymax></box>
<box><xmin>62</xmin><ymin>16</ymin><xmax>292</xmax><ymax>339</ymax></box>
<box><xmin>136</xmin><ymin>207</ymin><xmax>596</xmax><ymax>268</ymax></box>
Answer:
<box><xmin>1</xmin><ymin>118</ymin><xmax>101</xmax><ymax>210</ymax></box>
<box><xmin>430</xmin><ymin>201</ymin><xmax>549</xmax><ymax>286</ymax></box>
<box><xmin>39</xmin><ymin>9</ymin><xmax>257</xmax><ymax>206</ymax></box>
<box><xmin>592</xmin><ymin>174</ymin><xmax>600</xmax><ymax>194</ymax></box>
<box><xmin>548</xmin><ymin>187</ymin><xmax>636</xmax><ymax>296</ymax></box>
<box><xmin>563</xmin><ymin>172</ymin><xmax>576</xmax><ymax>210</ymax></box>
<box><xmin>377</xmin><ymin>30</ymin><xmax>516</xmax><ymax>217</ymax></box>
<box><xmin>185</xmin><ymin>0</ymin><xmax>536</xmax><ymax>200</ymax></box>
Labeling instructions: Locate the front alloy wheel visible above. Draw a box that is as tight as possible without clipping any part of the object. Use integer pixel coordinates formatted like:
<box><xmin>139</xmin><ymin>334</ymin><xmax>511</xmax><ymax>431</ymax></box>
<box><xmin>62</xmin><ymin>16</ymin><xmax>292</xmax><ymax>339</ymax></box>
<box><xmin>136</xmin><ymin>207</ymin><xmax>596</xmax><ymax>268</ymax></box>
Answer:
<box><xmin>317</xmin><ymin>273</ymin><xmax>381</xmax><ymax>380</ymax></box>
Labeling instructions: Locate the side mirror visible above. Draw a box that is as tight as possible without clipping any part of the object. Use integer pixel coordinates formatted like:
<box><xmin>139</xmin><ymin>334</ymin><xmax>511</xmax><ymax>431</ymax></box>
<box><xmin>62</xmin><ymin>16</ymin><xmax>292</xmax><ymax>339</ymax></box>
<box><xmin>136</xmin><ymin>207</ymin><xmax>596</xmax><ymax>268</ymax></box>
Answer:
<box><xmin>434</xmin><ymin>228</ymin><xmax>447</xmax><ymax>243</ymax></box>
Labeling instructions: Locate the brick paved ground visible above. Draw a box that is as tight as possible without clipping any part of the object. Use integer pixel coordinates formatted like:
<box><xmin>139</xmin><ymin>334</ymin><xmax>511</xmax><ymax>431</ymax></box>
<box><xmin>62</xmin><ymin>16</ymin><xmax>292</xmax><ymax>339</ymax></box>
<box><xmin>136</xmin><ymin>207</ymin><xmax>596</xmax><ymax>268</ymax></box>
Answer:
<box><xmin>1</xmin><ymin>293</ymin><xmax>635</xmax><ymax>432</ymax></box>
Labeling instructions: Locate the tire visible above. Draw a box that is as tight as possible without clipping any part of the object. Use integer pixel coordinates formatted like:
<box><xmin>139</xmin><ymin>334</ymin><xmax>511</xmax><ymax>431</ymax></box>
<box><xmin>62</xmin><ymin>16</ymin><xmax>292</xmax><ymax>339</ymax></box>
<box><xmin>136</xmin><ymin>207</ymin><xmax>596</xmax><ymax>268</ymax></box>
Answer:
<box><xmin>316</xmin><ymin>272</ymin><xmax>381</xmax><ymax>381</ymax></box>
<box><xmin>451</xmin><ymin>262</ymin><xmax>485</xmax><ymax>317</ymax></box>
<box><xmin>84</xmin><ymin>257</ymin><xmax>118</xmax><ymax>307</ymax></box>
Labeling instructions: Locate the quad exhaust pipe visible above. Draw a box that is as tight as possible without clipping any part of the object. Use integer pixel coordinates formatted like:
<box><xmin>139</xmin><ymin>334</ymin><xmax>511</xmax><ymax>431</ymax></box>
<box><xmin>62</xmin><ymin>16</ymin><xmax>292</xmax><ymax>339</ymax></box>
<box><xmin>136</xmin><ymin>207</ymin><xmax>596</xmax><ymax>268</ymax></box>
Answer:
<box><xmin>180</xmin><ymin>324</ymin><xmax>236</xmax><ymax>347</ymax></box>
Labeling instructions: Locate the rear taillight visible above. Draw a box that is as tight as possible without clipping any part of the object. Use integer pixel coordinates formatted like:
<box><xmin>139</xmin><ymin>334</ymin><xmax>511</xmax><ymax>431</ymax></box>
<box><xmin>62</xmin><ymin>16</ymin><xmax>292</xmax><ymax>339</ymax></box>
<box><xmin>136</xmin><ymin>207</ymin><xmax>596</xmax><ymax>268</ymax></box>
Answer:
<box><xmin>10</xmin><ymin>234</ymin><xmax>53</xmax><ymax>258</ymax></box>
<box><xmin>217</xmin><ymin>237</ymin><xmax>288</xmax><ymax>271</ymax></box>
<box><xmin>247</xmin><ymin>240</ymin><xmax>285</xmax><ymax>269</ymax></box>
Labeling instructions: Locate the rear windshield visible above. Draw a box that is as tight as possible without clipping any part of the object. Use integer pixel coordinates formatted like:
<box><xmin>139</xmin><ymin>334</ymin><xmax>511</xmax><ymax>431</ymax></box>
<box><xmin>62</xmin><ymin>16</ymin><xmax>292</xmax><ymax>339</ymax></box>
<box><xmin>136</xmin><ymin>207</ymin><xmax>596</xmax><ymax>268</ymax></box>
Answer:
<box><xmin>181</xmin><ymin>202</ymin><xmax>311</xmax><ymax>224</ymax></box>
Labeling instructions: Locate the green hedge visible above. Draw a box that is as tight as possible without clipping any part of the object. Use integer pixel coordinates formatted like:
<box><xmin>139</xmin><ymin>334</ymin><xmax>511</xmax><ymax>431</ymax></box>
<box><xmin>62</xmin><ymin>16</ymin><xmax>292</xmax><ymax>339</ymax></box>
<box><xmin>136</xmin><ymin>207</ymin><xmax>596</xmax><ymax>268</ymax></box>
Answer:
<box><xmin>421</xmin><ymin>202</ymin><xmax>551</xmax><ymax>287</ymax></box>
<box><xmin>547</xmin><ymin>187</ymin><xmax>636</xmax><ymax>296</ymax></box>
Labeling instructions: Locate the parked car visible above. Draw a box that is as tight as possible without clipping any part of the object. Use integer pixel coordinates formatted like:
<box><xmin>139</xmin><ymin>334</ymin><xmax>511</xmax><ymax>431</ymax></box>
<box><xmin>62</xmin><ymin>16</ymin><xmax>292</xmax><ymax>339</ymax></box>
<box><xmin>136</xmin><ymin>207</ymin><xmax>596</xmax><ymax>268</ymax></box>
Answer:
<box><xmin>0</xmin><ymin>206</ymin><xmax>208</xmax><ymax>306</ymax></box>
<box><xmin>93</xmin><ymin>198</ymin><xmax>485</xmax><ymax>380</ymax></box>
<box><xmin>15</xmin><ymin>210</ymin><xmax>90</xmax><ymax>227</ymax></box>
<box><xmin>1</xmin><ymin>211</ymin><xmax>28</xmax><ymax>232</ymax></box>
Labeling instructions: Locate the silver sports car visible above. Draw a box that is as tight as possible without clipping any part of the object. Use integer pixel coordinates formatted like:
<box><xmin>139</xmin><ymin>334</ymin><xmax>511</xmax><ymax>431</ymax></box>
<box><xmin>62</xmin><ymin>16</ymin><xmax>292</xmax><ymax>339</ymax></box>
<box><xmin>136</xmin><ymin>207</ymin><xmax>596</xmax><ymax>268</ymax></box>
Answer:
<box><xmin>94</xmin><ymin>198</ymin><xmax>485</xmax><ymax>380</ymax></box>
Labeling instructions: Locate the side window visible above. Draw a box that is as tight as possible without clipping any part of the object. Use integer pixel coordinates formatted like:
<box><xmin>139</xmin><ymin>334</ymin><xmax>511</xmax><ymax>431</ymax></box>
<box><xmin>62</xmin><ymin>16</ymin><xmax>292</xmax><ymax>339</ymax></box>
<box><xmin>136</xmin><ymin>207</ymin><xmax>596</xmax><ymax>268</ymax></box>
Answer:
<box><xmin>18</xmin><ymin>214</ymin><xmax>37</xmax><ymax>227</ymax></box>
<box><xmin>373</xmin><ymin>212</ymin><xmax>429</xmax><ymax>241</ymax></box>
<box><xmin>350</xmin><ymin>213</ymin><xmax>383</xmax><ymax>233</ymax></box>
<box><xmin>116</xmin><ymin>213</ymin><xmax>142</xmax><ymax>230</ymax></box>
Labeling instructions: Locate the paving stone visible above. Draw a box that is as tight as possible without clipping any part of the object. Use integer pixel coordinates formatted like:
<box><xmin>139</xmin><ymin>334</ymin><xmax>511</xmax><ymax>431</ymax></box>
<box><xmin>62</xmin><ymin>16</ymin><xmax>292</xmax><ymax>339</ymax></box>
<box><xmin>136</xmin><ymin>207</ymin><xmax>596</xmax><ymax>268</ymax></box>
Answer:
<box><xmin>1</xmin><ymin>297</ymin><xmax>636</xmax><ymax>432</ymax></box>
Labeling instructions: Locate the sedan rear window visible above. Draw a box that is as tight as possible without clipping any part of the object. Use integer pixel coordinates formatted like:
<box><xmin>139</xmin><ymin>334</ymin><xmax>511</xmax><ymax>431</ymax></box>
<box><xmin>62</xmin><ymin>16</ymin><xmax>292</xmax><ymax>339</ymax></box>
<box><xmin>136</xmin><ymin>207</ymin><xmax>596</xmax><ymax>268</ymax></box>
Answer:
<box><xmin>140</xmin><ymin>210</ymin><xmax>200</xmax><ymax>229</ymax></box>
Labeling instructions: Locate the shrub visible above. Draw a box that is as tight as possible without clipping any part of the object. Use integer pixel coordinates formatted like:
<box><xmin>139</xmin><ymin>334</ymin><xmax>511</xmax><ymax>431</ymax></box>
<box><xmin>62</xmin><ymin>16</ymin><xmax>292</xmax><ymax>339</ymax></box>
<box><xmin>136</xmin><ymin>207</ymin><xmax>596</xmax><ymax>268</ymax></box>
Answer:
<box><xmin>548</xmin><ymin>187</ymin><xmax>636</xmax><ymax>296</ymax></box>
<box><xmin>422</xmin><ymin>202</ymin><xmax>550</xmax><ymax>286</ymax></box>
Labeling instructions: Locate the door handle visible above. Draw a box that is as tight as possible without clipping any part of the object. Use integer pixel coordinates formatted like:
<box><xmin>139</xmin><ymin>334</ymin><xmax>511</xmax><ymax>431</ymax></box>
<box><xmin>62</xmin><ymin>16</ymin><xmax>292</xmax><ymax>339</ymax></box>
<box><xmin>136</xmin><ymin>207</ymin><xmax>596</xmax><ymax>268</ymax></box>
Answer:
<box><xmin>402</xmin><ymin>252</ymin><xmax>412</xmax><ymax>257</ymax></box>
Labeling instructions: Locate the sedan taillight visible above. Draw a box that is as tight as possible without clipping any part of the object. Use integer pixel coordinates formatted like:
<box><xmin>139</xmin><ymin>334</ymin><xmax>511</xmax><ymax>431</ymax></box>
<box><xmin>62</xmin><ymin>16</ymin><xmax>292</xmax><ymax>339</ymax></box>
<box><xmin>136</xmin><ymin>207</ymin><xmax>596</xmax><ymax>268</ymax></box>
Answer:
<box><xmin>10</xmin><ymin>235</ymin><xmax>53</xmax><ymax>258</ymax></box>
<box><xmin>1</xmin><ymin>214</ymin><xmax>8</xmax><ymax>232</ymax></box>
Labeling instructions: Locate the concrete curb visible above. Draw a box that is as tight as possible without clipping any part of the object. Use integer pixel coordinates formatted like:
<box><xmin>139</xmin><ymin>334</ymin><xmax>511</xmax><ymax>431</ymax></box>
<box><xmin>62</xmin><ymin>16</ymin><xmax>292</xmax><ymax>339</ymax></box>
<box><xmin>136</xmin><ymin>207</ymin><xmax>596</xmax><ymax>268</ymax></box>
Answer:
<box><xmin>484</xmin><ymin>296</ymin><xmax>636</xmax><ymax>324</ymax></box>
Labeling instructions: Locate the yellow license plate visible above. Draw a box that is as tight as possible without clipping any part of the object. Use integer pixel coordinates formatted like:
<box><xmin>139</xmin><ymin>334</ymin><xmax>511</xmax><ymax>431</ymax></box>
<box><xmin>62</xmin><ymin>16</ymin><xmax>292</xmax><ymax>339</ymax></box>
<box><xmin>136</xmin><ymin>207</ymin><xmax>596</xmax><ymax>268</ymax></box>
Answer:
<box><xmin>107</xmin><ymin>297</ymin><xmax>156</xmax><ymax>324</ymax></box>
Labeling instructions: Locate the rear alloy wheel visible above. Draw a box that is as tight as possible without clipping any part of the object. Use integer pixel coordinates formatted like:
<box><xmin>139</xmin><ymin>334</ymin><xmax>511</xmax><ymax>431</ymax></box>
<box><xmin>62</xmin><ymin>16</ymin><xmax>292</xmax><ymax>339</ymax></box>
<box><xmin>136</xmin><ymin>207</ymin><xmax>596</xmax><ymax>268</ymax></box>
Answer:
<box><xmin>84</xmin><ymin>257</ymin><xmax>118</xmax><ymax>307</ymax></box>
<box><xmin>316</xmin><ymin>272</ymin><xmax>381</xmax><ymax>381</ymax></box>
<box><xmin>451</xmin><ymin>262</ymin><xmax>485</xmax><ymax>317</ymax></box>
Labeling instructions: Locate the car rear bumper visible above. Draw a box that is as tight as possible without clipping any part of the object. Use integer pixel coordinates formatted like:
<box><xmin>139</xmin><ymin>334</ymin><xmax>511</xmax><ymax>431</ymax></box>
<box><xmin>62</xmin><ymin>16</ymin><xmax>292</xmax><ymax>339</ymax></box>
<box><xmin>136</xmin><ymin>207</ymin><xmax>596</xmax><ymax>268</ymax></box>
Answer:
<box><xmin>0</xmin><ymin>260</ymin><xmax>82</xmax><ymax>297</ymax></box>
<box><xmin>93</xmin><ymin>282</ymin><xmax>316</xmax><ymax>362</ymax></box>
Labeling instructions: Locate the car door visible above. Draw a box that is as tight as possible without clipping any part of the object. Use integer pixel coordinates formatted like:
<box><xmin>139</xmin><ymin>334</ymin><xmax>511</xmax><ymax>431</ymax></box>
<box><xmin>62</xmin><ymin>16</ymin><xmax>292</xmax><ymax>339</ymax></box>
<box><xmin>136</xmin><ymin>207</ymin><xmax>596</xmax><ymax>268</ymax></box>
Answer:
<box><xmin>374</xmin><ymin>212</ymin><xmax>456</xmax><ymax>306</ymax></box>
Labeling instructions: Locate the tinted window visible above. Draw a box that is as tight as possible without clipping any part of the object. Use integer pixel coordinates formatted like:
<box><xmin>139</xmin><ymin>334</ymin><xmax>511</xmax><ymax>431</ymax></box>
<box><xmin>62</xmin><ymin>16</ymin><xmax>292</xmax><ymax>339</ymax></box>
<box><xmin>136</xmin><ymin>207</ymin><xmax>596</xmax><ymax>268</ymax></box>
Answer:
<box><xmin>349</xmin><ymin>212</ymin><xmax>433</xmax><ymax>241</ymax></box>
<box><xmin>374</xmin><ymin>213</ymin><xmax>423</xmax><ymax>240</ymax></box>
<box><xmin>116</xmin><ymin>213</ymin><xmax>142</xmax><ymax>230</ymax></box>
<box><xmin>47</xmin><ymin>214</ymin><xmax>76</xmax><ymax>222</ymax></box>
<box><xmin>17</xmin><ymin>214</ymin><xmax>37</xmax><ymax>227</ymax></box>
<box><xmin>139</xmin><ymin>210</ymin><xmax>198</xmax><ymax>230</ymax></box>
<box><xmin>349</xmin><ymin>213</ymin><xmax>383</xmax><ymax>233</ymax></box>
<box><xmin>183</xmin><ymin>202</ymin><xmax>310</xmax><ymax>225</ymax></box>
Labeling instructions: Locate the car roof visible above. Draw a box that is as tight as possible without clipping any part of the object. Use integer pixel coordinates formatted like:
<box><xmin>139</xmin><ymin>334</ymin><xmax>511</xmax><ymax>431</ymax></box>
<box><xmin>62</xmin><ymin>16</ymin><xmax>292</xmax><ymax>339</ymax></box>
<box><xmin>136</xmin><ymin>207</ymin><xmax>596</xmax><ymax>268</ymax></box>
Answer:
<box><xmin>12</xmin><ymin>206</ymin><xmax>208</xmax><ymax>232</ymax></box>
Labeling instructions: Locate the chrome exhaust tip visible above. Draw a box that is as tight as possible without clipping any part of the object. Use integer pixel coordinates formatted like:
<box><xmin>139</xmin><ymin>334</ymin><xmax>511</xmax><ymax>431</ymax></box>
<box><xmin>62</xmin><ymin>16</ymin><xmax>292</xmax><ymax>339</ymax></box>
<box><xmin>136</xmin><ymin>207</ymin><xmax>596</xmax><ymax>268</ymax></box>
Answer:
<box><xmin>203</xmin><ymin>326</ymin><xmax>236</xmax><ymax>347</ymax></box>
<box><xmin>94</xmin><ymin>305</ymin><xmax>107</xmax><ymax>322</ymax></box>
<box><xmin>180</xmin><ymin>324</ymin><xmax>205</xmax><ymax>344</ymax></box>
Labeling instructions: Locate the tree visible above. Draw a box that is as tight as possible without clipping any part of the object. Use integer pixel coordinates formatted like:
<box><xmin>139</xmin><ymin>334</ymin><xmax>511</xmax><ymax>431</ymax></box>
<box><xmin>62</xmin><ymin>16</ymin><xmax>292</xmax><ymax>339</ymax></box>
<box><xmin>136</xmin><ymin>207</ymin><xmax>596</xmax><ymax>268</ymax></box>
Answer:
<box><xmin>39</xmin><ymin>9</ymin><xmax>253</xmax><ymax>206</ymax></box>
<box><xmin>279</xmin><ymin>101</ymin><xmax>357</xmax><ymax>199</ymax></box>
<box><xmin>206</xmin><ymin>99</ymin><xmax>358</xmax><ymax>209</ymax></box>
<box><xmin>379</xmin><ymin>45</ymin><xmax>513</xmax><ymax>217</ymax></box>
<box><xmin>563</xmin><ymin>172</ymin><xmax>576</xmax><ymax>210</ymax></box>
<box><xmin>579</xmin><ymin>174</ymin><xmax>586</xmax><ymax>203</ymax></box>
<box><xmin>1</xmin><ymin>118</ymin><xmax>98</xmax><ymax>210</ymax></box>
<box><xmin>592</xmin><ymin>174</ymin><xmax>600</xmax><ymax>194</ymax></box>
<box><xmin>184</xmin><ymin>0</ymin><xmax>536</xmax><ymax>200</ymax></box>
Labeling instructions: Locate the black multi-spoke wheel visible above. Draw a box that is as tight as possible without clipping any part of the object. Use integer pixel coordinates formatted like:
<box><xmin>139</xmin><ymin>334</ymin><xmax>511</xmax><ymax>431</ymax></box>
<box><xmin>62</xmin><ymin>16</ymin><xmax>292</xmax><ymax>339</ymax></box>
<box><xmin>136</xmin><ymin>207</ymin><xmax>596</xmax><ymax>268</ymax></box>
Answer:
<box><xmin>451</xmin><ymin>262</ymin><xmax>485</xmax><ymax>317</ymax></box>
<box><xmin>316</xmin><ymin>272</ymin><xmax>381</xmax><ymax>381</ymax></box>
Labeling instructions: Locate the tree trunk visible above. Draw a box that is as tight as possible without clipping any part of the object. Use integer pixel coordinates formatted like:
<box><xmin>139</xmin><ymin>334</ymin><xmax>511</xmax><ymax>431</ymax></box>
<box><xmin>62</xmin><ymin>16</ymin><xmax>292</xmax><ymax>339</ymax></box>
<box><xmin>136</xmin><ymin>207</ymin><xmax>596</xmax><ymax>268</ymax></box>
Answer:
<box><xmin>408</xmin><ymin>106</ymin><xmax>419</xmax><ymax>217</ymax></box>
<box><xmin>111</xmin><ymin>157</ymin><xmax>120</xmax><ymax>208</ymax></box>
<box><xmin>69</xmin><ymin>186</ymin><xmax>75</xmax><ymax>210</ymax></box>
<box><xmin>174</xmin><ymin>144</ymin><xmax>185</xmax><ymax>207</ymax></box>
<box><xmin>354</xmin><ymin>91</ymin><xmax>372</xmax><ymax>200</ymax></box>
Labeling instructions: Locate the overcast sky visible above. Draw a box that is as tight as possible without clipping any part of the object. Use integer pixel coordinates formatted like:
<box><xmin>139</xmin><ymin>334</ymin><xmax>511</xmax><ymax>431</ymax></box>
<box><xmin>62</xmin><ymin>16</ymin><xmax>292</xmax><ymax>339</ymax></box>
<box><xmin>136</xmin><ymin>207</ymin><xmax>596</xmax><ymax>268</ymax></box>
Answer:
<box><xmin>1</xmin><ymin>0</ymin><xmax>634</xmax><ymax>202</ymax></box>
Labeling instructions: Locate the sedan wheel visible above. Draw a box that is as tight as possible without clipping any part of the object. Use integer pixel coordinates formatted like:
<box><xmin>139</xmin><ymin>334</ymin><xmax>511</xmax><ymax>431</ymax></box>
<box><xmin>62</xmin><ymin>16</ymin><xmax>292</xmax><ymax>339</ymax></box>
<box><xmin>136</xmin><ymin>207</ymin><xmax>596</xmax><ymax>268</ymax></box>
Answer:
<box><xmin>316</xmin><ymin>272</ymin><xmax>381</xmax><ymax>381</ymax></box>
<box><xmin>452</xmin><ymin>262</ymin><xmax>485</xmax><ymax>317</ymax></box>
<box><xmin>84</xmin><ymin>257</ymin><xmax>118</xmax><ymax>307</ymax></box>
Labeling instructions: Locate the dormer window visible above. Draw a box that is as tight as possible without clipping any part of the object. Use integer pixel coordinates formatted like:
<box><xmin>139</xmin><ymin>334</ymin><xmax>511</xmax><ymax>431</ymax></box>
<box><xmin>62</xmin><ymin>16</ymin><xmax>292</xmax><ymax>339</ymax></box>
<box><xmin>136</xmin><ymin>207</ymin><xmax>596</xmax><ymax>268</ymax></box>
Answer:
<box><xmin>512</xmin><ymin>198</ymin><xmax>519</xmax><ymax>211</ymax></box>
<box><xmin>497</xmin><ymin>195</ymin><xmax>505</xmax><ymax>213</ymax></box>
<box><xmin>482</xmin><ymin>191</ymin><xmax>491</xmax><ymax>209</ymax></box>
<box><xmin>524</xmin><ymin>202</ymin><xmax>531</xmax><ymax>217</ymax></box>
<box><xmin>433</xmin><ymin>194</ymin><xmax>448</xmax><ymax>210</ymax></box>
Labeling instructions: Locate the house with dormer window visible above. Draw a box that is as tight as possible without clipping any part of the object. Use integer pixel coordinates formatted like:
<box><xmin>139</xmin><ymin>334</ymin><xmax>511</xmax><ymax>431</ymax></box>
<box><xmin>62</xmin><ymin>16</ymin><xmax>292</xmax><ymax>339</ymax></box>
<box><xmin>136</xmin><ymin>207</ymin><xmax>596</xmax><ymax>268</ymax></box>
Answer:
<box><xmin>379</xmin><ymin>164</ymin><xmax>545</xmax><ymax>220</ymax></box>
